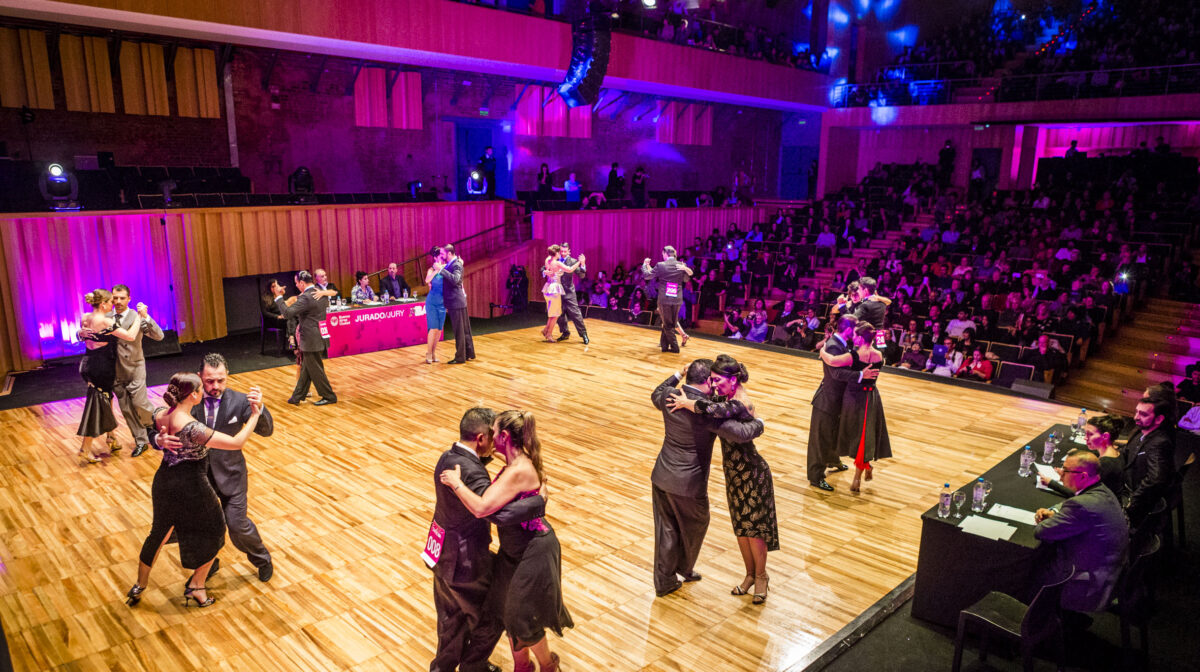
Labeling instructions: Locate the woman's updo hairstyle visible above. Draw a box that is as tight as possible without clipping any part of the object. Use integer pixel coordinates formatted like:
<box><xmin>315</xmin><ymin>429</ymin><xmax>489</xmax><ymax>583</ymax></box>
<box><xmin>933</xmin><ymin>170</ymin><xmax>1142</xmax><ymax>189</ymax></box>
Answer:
<box><xmin>547</xmin><ymin>244</ymin><xmax>562</xmax><ymax>258</ymax></box>
<box><xmin>854</xmin><ymin>322</ymin><xmax>876</xmax><ymax>344</ymax></box>
<box><xmin>1085</xmin><ymin>414</ymin><xmax>1124</xmax><ymax>446</ymax></box>
<box><xmin>84</xmin><ymin>288</ymin><xmax>112</xmax><ymax>308</ymax></box>
<box><xmin>162</xmin><ymin>372</ymin><xmax>202</xmax><ymax>408</ymax></box>
<box><xmin>711</xmin><ymin>354</ymin><xmax>749</xmax><ymax>384</ymax></box>
<box><xmin>496</xmin><ymin>410</ymin><xmax>544</xmax><ymax>484</ymax></box>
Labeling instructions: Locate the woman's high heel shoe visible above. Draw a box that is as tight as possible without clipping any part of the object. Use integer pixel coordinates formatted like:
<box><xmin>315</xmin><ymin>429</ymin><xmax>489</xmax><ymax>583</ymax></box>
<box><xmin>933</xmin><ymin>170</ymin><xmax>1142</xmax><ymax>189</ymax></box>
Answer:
<box><xmin>78</xmin><ymin>449</ymin><xmax>102</xmax><ymax>464</ymax></box>
<box><xmin>865</xmin><ymin>464</ymin><xmax>874</xmax><ymax>481</ymax></box>
<box><xmin>543</xmin><ymin>652</ymin><xmax>561</xmax><ymax>672</ymax></box>
<box><xmin>125</xmin><ymin>584</ymin><xmax>145</xmax><ymax>606</ymax></box>
<box><xmin>731</xmin><ymin>575</ymin><xmax>754</xmax><ymax>596</ymax></box>
<box><xmin>106</xmin><ymin>435</ymin><xmax>122</xmax><ymax>453</ymax></box>
<box><xmin>183</xmin><ymin>583</ymin><xmax>215</xmax><ymax>608</ymax></box>
<box><xmin>752</xmin><ymin>575</ymin><xmax>770</xmax><ymax>605</ymax></box>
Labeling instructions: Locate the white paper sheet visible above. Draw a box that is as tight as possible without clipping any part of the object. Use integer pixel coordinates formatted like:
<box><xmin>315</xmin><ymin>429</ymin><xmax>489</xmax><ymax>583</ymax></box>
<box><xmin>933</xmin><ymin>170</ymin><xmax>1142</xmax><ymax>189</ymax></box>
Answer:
<box><xmin>958</xmin><ymin>515</ymin><xmax>1018</xmax><ymax>541</ymax></box>
<box><xmin>988</xmin><ymin>503</ymin><xmax>1038</xmax><ymax>526</ymax></box>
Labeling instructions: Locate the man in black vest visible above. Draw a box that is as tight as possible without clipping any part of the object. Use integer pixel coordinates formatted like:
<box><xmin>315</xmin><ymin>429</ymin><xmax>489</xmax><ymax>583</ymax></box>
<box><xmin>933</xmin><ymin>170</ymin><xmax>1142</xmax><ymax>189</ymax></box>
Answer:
<box><xmin>554</xmin><ymin>242</ymin><xmax>589</xmax><ymax>344</ymax></box>
<box><xmin>273</xmin><ymin>271</ymin><xmax>338</xmax><ymax>405</ymax></box>
<box><xmin>642</xmin><ymin>245</ymin><xmax>692</xmax><ymax>353</ymax></box>
<box><xmin>650</xmin><ymin>360</ymin><xmax>764</xmax><ymax>597</ymax></box>
<box><xmin>429</xmin><ymin>407</ymin><xmax>546</xmax><ymax>672</ymax></box>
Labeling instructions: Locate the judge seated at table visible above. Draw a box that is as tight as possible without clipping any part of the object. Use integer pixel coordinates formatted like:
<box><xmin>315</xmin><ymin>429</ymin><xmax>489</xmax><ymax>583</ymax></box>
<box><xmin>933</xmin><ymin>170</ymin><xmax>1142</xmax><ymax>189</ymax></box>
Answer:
<box><xmin>351</xmin><ymin>271</ymin><xmax>378</xmax><ymax>304</ymax></box>
<box><xmin>1032</xmin><ymin>449</ymin><xmax>1129</xmax><ymax>613</ymax></box>
<box><xmin>379</xmin><ymin>262</ymin><xmax>410</xmax><ymax>298</ymax></box>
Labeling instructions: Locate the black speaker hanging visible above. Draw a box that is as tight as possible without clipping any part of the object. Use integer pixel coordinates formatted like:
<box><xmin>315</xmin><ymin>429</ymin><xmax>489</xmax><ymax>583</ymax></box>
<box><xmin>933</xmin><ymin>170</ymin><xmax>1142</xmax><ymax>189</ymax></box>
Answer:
<box><xmin>557</xmin><ymin>9</ymin><xmax>611</xmax><ymax>108</ymax></box>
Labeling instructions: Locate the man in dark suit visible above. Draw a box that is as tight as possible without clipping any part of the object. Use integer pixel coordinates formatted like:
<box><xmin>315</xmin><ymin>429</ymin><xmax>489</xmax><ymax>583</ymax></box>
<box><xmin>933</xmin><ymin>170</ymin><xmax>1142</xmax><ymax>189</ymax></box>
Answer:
<box><xmin>641</xmin><ymin>245</ymin><xmax>692</xmax><ymax>352</ymax></box>
<box><xmin>440</xmin><ymin>244</ymin><xmax>475</xmax><ymax>364</ymax></box>
<box><xmin>1034</xmin><ymin>449</ymin><xmax>1129</xmax><ymax>612</ymax></box>
<box><xmin>313</xmin><ymin>267</ymin><xmax>338</xmax><ymax>297</ymax></box>
<box><xmin>554</xmin><ymin>242</ymin><xmax>589</xmax><ymax>345</ymax></box>
<box><xmin>1121</xmin><ymin>395</ymin><xmax>1177</xmax><ymax>527</ymax></box>
<box><xmin>650</xmin><ymin>360</ymin><xmax>764</xmax><ymax>597</ymax></box>
<box><xmin>430</xmin><ymin>407</ymin><xmax>546</xmax><ymax>672</ymax></box>
<box><xmin>193</xmin><ymin>353</ymin><xmax>275</xmax><ymax>582</ymax></box>
<box><xmin>852</xmin><ymin>277</ymin><xmax>888</xmax><ymax>329</ymax></box>
<box><xmin>807</xmin><ymin>315</ymin><xmax>878</xmax><ymax>491</ymax></box>
<box><xmin>379</xmin><ymin>262</ymin><xmax>410</xmax><ymax>299</ymax></box>
<box><xmin>273</xmin><ymin>270</ymin><xmax>338</xmax><ymax>405</ymax></box>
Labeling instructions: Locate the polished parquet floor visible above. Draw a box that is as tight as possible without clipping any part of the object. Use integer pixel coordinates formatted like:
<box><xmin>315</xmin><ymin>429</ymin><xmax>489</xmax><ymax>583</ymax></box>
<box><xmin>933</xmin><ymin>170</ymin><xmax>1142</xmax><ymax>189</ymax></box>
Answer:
<box><xmin>0</xmin><ymin>321</ymin><xmax>1080</xmax><ymax>671</ymax></box>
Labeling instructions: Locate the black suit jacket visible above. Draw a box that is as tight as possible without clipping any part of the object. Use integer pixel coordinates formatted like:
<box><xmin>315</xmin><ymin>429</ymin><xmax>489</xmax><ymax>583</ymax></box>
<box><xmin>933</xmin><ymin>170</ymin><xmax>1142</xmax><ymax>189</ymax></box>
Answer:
<box><xmin>431</xmin><ymin>444</ymin><xmax>545</xmax><ymax>583</ymax></box>
<box><xmin>439</xmin><ymin>257</ymin><xmax>468</xmax><ymax>310</ymax></box>
<box><xmin>1122</xmin><ymin>426</ymin><xmax>1176</xmax><ymax>522</ymax></box>
<box><xmin>811</xmin><ymin>334</ymin><xmax>866</xmax><ymax>414</ymax></box>
<box><xmin>191</xmin><ymin>388</ymin><xmax>274</xmax><ymax>487</ymax></box>
<box><xmin>379</xmin><ymin>273</ymin><xmax>410</xmax><ymax>298</ymax></box>
<box><xmin>559</xmin><ymin>256</ymin><xmax>584</xmax><ymax>296</ymax></box>
<box><xmin>276</xmin><ymin>287</ymin><xmax>327</xmax><ymax>352</ymax></box>
<box><xmin>853</xmin><ymin>299</ymin><xmax>887</xmax><ymax>329</ymax></box>
<box><xmin>650</xmin><ymin>374</ymin><xmax>764</xmax><ymax>498</ymax></box>
<box><xmin>1033</xmin><ymin>482</ymin><xmax>1128</xmax><ymax>611</ymax></box>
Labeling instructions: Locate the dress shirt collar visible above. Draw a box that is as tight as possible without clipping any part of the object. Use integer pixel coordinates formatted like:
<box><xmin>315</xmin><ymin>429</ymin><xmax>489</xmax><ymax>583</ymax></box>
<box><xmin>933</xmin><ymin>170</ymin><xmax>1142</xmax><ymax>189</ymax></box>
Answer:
<box><xmin>453</xmin><ymin>441</ymin><xmax>483</xmax><ymax>464</ymax></box>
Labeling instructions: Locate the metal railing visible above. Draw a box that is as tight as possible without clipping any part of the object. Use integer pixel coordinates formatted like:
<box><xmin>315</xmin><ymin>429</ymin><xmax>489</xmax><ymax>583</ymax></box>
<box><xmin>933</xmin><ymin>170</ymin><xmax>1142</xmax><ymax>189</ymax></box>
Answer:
<box><xmin>873</xmin><ymin>60</ymin><xmax>980</xmax><ymax>84</ymax></box>
<box><xmin>830</xmin><ymin>62</ymin><xmax>1200</xmax><ymax>107</ymax></box>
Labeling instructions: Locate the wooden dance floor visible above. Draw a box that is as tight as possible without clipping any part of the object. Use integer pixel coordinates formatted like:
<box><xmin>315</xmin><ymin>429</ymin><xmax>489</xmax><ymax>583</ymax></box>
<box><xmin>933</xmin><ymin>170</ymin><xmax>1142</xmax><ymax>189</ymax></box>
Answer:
<box><xmin>0</xmin><ymin>321</ymin><xmax>1079</xmax><ymax>671</ymax></box>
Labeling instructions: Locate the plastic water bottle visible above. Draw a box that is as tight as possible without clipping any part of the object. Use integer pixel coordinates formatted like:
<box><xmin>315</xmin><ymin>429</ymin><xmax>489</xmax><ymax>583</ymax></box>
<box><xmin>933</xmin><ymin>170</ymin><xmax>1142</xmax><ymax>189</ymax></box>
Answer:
<box><xmin>1074</xmin><ymin>409</ymin><xmax>1087</xmax><ymax>439</ymax></box>
<box><xmin>1042</xmin><ymin>433</ymin><xmax>1057</xmax><ymax>464</ymax></box>
<box><xmin>382</xmin><ymin>291</ymin><xmax>389</xmax><ymax>303</ymax></box>
<box><xmin>1019</xmin><ymin>445</ymin><xmax>1034</xmax><ymax>477</ymax></box>
<box><xmin>937</xmin><ymin>483</ymin><xmax>952</xmax><ymax>519</ymax></box>
<box><xmin>403</xmin><ymin>288</ymin><xmax>410</xmax><ymax>299</ymax></box>
<box><xmin>971</xmin><ymin>477</ymin><xmax>986</xmax><ymax>512</ymax></box>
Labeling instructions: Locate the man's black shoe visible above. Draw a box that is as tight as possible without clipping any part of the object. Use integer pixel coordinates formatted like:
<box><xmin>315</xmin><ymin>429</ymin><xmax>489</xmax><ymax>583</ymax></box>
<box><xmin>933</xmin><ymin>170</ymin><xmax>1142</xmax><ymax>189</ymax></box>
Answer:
<box><xmin>258</xmin><ymin>562</ymin><xmax>274</xmax><ymax>582</ymax></box>
<box><xmin>582</xmin><ymin>335</ymin><xmax>590</xmax><ymax>345</ymax></box>
<box><xmin>209</xmin><ymin>557</ymin><xmax>220</xmax><ymax>577</ymax></box>
<box><xmin>467</xmin><ymin>356</ymin><xmax>475</xmax><ymax>360</ymax></box>
<box><xmin>681</xmin><ymin>571</ymin><xmax>702</xmax><ymax>582</ymax></box>
<box><xmin>811</xmin><ymin>480</ymin><xmax>835</xmax><ymax>492</ymax></box>
<box><xmin>447</xmin><ymin>358</ymin><xmax>466</xmax><ymax>365</ymax></box>
<box><xmin>484</xmin><ymin>664</ymin><xmax>501</xmax><ymax>672</ymax></box>
<box><xmin>286</xmin><ymin>398</ymin><xmax>302</xmax><ymax>405</ymax></box>
<box><xmin>313</xmin><ymin>398</ymin><xmax>336</xmax><ymax>406</ymax></box>
<box><xmin>557</xmin><ymin>332</ymin><xmax>571</xmax><ymax>342</ymax></box>
<box><xmin>131</xmin><ymin>443</ymin><xmax>149</xmax><ymax>458</ymax></box>
<box><xmin>656</xmin><ymin>582</ymin><xmax>682</xmax><ymax>597</ymax></box>
<box><xmin>828</xmin><ymin>462</ymin><xmax>850</xmax><ymax>472</ymax></box>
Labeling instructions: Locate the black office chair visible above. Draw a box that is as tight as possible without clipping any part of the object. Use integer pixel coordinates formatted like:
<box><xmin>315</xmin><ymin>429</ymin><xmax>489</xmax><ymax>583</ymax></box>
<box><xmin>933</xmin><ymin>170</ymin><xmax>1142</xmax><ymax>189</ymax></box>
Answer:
<box><xmin>1107</xmin><ymin>535</ymin><xmax>1161</xmax><ymax>667</ymax></box>
<box><xmin>1164</xmin><ymin>461</ymin><xmax>1191</xmax><ymax>550</ymax></box>
<box><xmin>951</xmin><ymin>566</ymin><xmax>1075</xmax><ymax>672</ymax></box>
<box><xmin>260</xmin><ymin>302</ymin><xmax>286</xmax><ymax>355</ymax></box>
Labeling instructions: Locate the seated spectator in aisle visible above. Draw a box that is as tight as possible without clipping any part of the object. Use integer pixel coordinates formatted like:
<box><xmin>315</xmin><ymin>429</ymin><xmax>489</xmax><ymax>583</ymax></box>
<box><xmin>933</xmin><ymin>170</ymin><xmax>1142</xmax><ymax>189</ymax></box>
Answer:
<box><xmin>697</xmin><ymin>270</ymin><xmax>726</xmax><ymax>318</ymax></box>
<box><xmin>351</xmin><ymin>271</ymin><xmax>378</xmax><ymax>304</ymax></box>
<box><xmin>954</xmin><ymin>348</ymin><xmax>994</xmax><ymax>383</ymax></box>
<box><xmin>773</xmin><ymin>299</ymin><xmax>802</xmax><ymax>333</ymax></box>
<box><xmin>921</xmin><ymin>322</ymin><xmax>947</xmax><ymax>350</ymax></box>
<box><xmin>627</xmin><ymin>300</ymin><xmax>646</xmax><ymax>323</ymax></box>
<box><xmin>879</xmin><ymin>329</ymin><xmax>903</xmax><ymax>366</ymax></box>
<box><xmin>898</xmin><ymin>342</ymin><xmax>928</xmax><ymax>370</ymax></box>
<box><xmin>1021</xmin><ymin>334</ymin><xmax>1066</xmax><ymax>384</ymax></box>
<box><xmin>723</xmin><ymin>309</ymin><xmax>745</xmax><ymax>338</ymax></box>
<box><xmin>945</xmin><ymin>310</ymin><xmax>977</xmax><ymax>340</ymax></box>
<box><xmin>1177</xmin><ymin>368</ymin><xmax>1200</xmax><ymax>404</ymax></box>
<box><xmin>955</xmin><ymin>329</ymin><xmax>980</xmax><ymax>356</ymax></box>
<box><xmin>1032</xmin><ymin>449</ymin><xmax>1129</xmax><ymax>613</ymax></box>
<box><xmin>1122</xmin><ymin>395</ymin><xmax>1177</xmax><ymax>528</ymax></box>
<box><xmin>815</xmin><ymin>224</ymin><xmax>837</xmax><ymax>267</ymax></box>
<box><xmin>743</xmin><ymin>312</ymin><xmax>769</xmax><ymax>343</ymax></box>
<box><xmin>589</xmin><ymin>282</ymin><xmax>609</xmax><ymax>307</ymax></box>
<box><xmin>925</xmin><ymin>337</ymin><xmax>963</xmax><ymax>377</ymax></box>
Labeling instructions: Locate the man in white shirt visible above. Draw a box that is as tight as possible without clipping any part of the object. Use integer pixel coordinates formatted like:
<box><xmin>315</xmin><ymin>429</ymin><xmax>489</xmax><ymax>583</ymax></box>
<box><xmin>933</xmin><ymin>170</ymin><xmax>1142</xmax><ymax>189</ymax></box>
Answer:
<box><xmin>946</xmin><ymin>310</ymin><xmax>977</xmax><ymax>340</ymax></box>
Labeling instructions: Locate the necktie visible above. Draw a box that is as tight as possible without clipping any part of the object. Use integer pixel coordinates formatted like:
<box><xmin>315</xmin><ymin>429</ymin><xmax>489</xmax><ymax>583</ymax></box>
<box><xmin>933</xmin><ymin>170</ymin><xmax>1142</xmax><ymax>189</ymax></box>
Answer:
<box><xmin>205</xmin><ymin>397</ymin><xmax>219</xmax><ymax>428</ymax></box>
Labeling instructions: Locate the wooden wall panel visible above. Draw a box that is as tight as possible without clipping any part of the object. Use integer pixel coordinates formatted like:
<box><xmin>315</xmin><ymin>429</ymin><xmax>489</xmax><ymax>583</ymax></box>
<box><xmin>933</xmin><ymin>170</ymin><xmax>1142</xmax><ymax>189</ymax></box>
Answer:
<box><xmin>354</xmin><ymin>67</ymin><xmax>387</xmax><ymax>127</ymax></box>
<box><xmin>118</xmin><ymin>41</ymin><xmax>146</xmax><ymax>114</ymax></box>
<box><xmin>390</xmin><ymin>70</ymin><xmax>422</xmax><ymax>130</ymax></box>
<box><xmin>60</xmin><ymin>35</ymin><xmax>115</xmax><ymax>113</ymax></box>
<box><xmin>194</xmin><ymin>47</ymin><xmax>220</xmax><ymax>118</ymax></box>
<box><xmin>119</xmin><ymin>41</ymin><xmax>169</xmax><ymax>115</ymax></box>
<box><xmin>174</xmin><ymin>46</ymin><xmax>198</xmax><ymax>117</ymax></box>
<box><xmin>0</xmin><ymin>28</ymin><xmax>54</xmax><ymax>109</ymax></box>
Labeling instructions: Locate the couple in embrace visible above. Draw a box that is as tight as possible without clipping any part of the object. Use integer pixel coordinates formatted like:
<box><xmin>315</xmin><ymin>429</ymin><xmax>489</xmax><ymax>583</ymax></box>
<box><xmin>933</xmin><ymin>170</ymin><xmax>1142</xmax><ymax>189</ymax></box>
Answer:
<box><xmin>808</xmin><ymin>314</ymin><xmax>893</xmax><ymax>493</ymax></box>
<box><xmin>651</xmin><ymin>355</ymin><xmax>779</xmax><ymax>605</ymax></box>
<box><xmin>429</xmin><ymin>408</ymin><xmax>572</xmax><ymax>672</ymax></box>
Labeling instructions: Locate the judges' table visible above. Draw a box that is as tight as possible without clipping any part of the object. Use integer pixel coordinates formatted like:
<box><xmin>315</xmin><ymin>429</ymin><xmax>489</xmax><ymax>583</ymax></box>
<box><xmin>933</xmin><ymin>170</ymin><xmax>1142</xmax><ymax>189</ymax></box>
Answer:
<box><xmin>911</xmin><ymin>423</ymin><xmax>1084</xmax><ymax>628</ymax></box>
<box><xmin>320</xmin><ymin>300</ymin><xmax>431</xmax><ymax>358</ymax></box>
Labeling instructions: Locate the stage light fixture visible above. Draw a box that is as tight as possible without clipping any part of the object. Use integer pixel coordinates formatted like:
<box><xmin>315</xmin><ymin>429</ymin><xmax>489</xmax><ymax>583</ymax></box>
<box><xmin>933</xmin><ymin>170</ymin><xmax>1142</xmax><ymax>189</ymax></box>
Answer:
<box><xmin>642</xmin><ymin>0</ymin><xmax>657</xmax><ymax>7</ymax></box>
<box><xmin>470</xmin><ymin>170</ymin><xmax>482</xmax><ymax>181</ymax></box>
<box><xmin>407</xmin><ymin>180</ymin><xmax>423</xmax><ymax>199</ymax></box>
<box><xmin>159</xmin><ymin>179</ymin><xmax>181</xmax><ymax>208</ymax></box>
<box><xmin>39</xmin><ymin>162</ymin><xmax>81</xmax><ymax>211</ymax></box>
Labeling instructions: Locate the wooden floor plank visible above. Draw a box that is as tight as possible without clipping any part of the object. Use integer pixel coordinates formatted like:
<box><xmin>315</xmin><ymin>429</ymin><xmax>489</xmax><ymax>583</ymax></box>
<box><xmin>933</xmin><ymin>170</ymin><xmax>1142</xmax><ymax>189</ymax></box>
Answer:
<box><xmin>0</xmin><ymin>321</ymin><xmax>1077</xmax><ymax>671</ymax></box>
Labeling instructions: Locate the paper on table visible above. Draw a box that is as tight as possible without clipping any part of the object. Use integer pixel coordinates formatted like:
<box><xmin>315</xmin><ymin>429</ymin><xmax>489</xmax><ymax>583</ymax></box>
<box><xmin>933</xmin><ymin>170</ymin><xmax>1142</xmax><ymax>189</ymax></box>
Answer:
<box><xmin>959</xmin><ymin>515</ymin><xmax>1018</xmax><ymax>541</ymax></box>
<box><xmin>988</xmin><ymin>502</ymin><xmax>1038</xmax><ymax>526</ymax></box>
<box><xmin>1034</xmin><ymin>463</ymin><xmax>1060</xmax><ymax>481</ymax></box>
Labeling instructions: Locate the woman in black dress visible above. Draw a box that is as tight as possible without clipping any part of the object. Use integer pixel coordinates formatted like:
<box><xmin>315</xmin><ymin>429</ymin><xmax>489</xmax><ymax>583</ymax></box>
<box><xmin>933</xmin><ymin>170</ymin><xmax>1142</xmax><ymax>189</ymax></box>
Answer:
<box><xmin>668</xmin><ymin>354</ymin><xmax>778</xmax><ymax>604</ymax></box>
<box><xmin>440</xmin><ymin>410</ymin><xmax>572</xmax><ymax>672</ymax></box>
<box><xmin>821</xmin><ymin>322</ymin><xmax>893</xmax><ymax>493</ymax></box>
<box><xmin>125</xmin><ymin>372</ymin><xmax>263</xmax><ymax>609</ymax></box>
<box><xmin>77</xmin><ymin>289</ymin><xmax>143</xmax><ymax>463</ymax></box>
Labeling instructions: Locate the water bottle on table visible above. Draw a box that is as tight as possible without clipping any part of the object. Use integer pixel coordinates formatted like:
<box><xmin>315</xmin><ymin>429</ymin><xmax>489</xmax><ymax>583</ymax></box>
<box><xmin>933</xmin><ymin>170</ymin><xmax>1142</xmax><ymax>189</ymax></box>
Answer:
<box><xmin>937</xmin><ymin>483</ymin><xmax>952</xmax><ymax>519</ymax></box>
<box><xmin>971</xmin><ymin>477</ymin><xmax>986</xmax><ymax>513</ymax></box>
<box><xmin>1042</xmin><ymin>432</ymin><xmax>1057</xmax><ymax>464</ymax></box>
<box><xmin>1074</xmin><ymin>408</ymin><xmax>1087</xmax><ymax>440</ymax></box>
<box><xmin>382</xmin><ymin>290</ymin><xmax>389</xmax><ymax>303</ymax></box>
<box><xmin>1018</xmin><ymin>445</ymin><xmax>1034</xmax><ymax>477</ymax></box>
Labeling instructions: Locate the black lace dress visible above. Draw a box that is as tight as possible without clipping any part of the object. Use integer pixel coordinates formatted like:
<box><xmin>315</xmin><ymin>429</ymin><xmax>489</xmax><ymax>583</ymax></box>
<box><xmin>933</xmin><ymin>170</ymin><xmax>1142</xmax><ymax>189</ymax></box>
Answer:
<box><xmin>694</xmin><ymin>398</ymin><xmax>779</xmax><ymax>551</ymax></box>
<box><xmin>836</xmin><ymin>349</ymin><xmax>893</xmax><ymax>468</ymax></box>
<box><xmin>76</xmin><ymin>326</ymin><xmax>119</xmax><ymax>438</ymax></box>
<box><xmin>490</xmin><ymin>468</ymin><xmax>574</xmax><ymax>649</ymax></box>
<box><xmin>137</xmin><ymin>418</ymin><xmax>226</xmax><ymax>570</ymax></box>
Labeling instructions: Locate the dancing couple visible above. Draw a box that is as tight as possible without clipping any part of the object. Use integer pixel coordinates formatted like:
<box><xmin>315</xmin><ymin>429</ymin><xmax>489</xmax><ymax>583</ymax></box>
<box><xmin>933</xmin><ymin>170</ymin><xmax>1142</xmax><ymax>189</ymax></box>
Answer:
<box><xmin>540</xmin><ymin>244</ymin><xmax>587</xmax><ymax>343</ymax></box>
<box><xmin>651</xmin><ymin>355</ymin><xmax>778</xmax><ymax>604</ymax></box>
<box><xmin>431</xmin><ymin>407</ymin><xmax>572</xmax><ymax>672</ymax></box>
<box><xmin>809</xmin><ymin>315</ymin><xmax>892</xmax><ymax>493</ymax></box>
